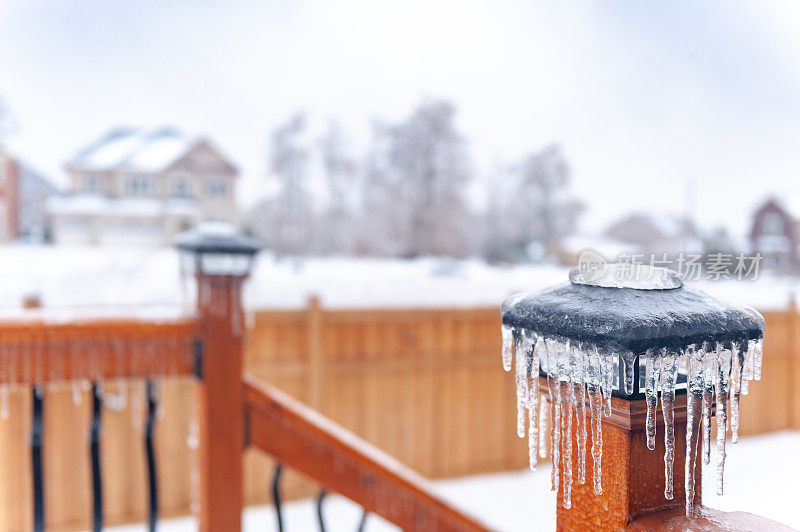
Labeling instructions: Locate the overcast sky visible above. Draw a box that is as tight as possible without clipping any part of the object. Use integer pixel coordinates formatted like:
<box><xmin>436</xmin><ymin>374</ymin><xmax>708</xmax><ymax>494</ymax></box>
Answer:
<box><xmin>1</xmin><ymin>0</ymin><xmax>800</xmax><ymax>237</ymax></box>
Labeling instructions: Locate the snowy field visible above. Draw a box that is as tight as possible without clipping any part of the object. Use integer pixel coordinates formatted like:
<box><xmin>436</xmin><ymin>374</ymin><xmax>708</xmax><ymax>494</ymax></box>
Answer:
<box><xmin>0</xmin><ymin>244</ymin><xmax>796</xmax><ymax>313</ymax></box>
<box><xmin>105</xmin><ymin>431</ymin><xmax>800</xmax><ymax>531</ymax></box>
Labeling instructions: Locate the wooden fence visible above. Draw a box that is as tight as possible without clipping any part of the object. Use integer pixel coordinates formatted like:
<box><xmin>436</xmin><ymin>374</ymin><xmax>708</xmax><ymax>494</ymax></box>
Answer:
<box><xmin>0</xmin><ymin>300</ymin><xmax>798</xmax><ymax>530</ymax></box>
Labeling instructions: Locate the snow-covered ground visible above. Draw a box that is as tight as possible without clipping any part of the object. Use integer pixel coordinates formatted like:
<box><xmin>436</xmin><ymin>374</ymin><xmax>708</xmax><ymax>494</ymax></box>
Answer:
<box><xmin>0</xmin><ymin>245</ymin><xmax>796</xmax><ymax>313</ymax></box>
<box><xmin>107</xmin><ymin>431</ymin><xmax>800</xmax><ymax>531</ymax></box>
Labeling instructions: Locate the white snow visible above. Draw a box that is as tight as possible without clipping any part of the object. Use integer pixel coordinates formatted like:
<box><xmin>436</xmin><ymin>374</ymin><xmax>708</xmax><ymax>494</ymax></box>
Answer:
<box><xmin>70</xmin><ymin>128</ymin><xmax>193</xmax><ymax>172</ymax></box>
<box><xmin>0</xmin><ymin>244</ymin><xmax>796</xmax><ymax>313</ymax></box>
<box><xmin>104</xmin><ymin>431</ymin><xmax>800</xmax><ymax>532</ymax></box>
<box><xmin>46</xmin><ymin>195</ymin><xmax>201</xmax><ymax>218</ymax></box>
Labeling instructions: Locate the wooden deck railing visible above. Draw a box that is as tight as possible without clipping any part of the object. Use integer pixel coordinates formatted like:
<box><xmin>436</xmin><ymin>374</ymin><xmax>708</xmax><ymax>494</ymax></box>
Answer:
<box><xmin>0</xmin><ymin>314</ymin><xmax>200</xmax><ymax>532</ymax></box>
<box><xmin>0</xmin><ymin>316</ymin><xmax>200</xmax><ymax>384</ymax></box>
<box><xmin>244</xmin><ymin>375</ymin><xmax>489</xmax><ymax>531</ymax></box>
<box><xmin>0</xmin><ymin>261</ymin><xmax>490</xmax><ymax>531</ymax></box>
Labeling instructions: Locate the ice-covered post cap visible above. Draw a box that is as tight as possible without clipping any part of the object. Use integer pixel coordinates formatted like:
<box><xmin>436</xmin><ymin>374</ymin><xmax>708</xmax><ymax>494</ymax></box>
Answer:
<box><xmin>499</xmin><ymin>264</ymin><xmax>765</xmax><ymax>515</ymax></box>
<box><xmin>502</xmin><ymin>266</ymin><xmax>764</xmax><ymax>395</ymax></box>
<box><xmin>175</xmin><ymin>224</ymin><xmax>260</xmax><ymax>277</ymax></box>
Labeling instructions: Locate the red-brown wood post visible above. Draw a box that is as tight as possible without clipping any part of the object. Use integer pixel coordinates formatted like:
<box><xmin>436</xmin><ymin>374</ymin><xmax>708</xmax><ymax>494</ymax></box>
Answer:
<box><xmin>554</xmin><ymin>394</ymin><xmax>700</xmax><ymax>531</ymax></box>
<box><xmin>177</xmin><ymin>231</ymin><xmax>259</xmax><ymax>532</ymax></box>
<box><xmin>197</xmin><ymin>275</ymin><xmax>246</xmax><ymax>532</ymax></box>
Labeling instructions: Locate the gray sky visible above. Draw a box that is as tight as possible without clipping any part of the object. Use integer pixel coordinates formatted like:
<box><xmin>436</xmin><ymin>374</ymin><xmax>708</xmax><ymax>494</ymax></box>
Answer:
<box><xmin>1</xmin><ymin>0</ymin><xmax>799</xmax><ymax>237</ymax></box>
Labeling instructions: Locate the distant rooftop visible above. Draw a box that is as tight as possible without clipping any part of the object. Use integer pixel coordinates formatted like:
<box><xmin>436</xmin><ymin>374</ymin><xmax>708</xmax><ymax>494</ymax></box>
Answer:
<box><xmin>67</xmin><ymin>127</ymin><xmax>198</xmax><ymax>173</ymax></box>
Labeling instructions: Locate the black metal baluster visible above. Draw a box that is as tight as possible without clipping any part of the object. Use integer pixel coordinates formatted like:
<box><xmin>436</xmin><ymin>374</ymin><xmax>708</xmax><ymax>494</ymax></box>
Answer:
<box><xmin>356</xmin><ymin>509</ymin><xmax>368</xmax><ymax>532</ymax></box>
<box><xmin>145</xmin><ymin>380</ymin><xmax>159</xmax><ymax>532</ymax></box>
<box><xmin>90</xmin><ymin>383</ymin><xmax>103</xmax><ymax>532</ymax></box>
<box><xmin>31</xmin><ymin>386</ymin><xmax>45</xmax><ymax>532</ymax></box>
<box><xmin>272</xmin><ymin>463</ymin><xmax>284</xmax><ymax>532</ymax></box>
<box><xmin>316</xmin><ymin>488</ymin><xmax>327</xmax><ymax>532</ymax></box>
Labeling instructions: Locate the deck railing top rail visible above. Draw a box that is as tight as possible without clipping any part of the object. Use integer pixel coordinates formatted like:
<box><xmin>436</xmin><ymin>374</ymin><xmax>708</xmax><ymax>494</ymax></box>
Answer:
<box><xmin>0</xmin><ymin>313</ymin><xmax>200</xmax><ymax>385</ymax></box>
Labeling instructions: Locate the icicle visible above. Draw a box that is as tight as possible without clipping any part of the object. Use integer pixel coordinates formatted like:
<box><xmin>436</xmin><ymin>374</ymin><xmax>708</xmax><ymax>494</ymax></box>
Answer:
<box><xmin>0</xmin><ymin>387</ymin><xmax>8</xmax><ymax>421</ymax></box>
<box><xmin>571</xmin><ymin>346</ymin><xmax>587</xmax><ymax>486</ymax></box>
<box><xmin>515</xmin><ymin>331</ymin><xmax>529</xmax><ymax>438</ymax></box>
<box><xmin>559</xmin><ymin>342</ymin><xmax>574</xmax><ymax>509</ymax></box>
<box><xmin>701</xmin><ymin>349</ymin><xmax>716</xmax><ymax>465</ymax></box>
<box><xmin>33</xmin><ymin>339</ymin><xmax>44</xmax><ymax>386</ymax></box>
<box><xmin>200</xmin><ymin>276</ymin><xmax>212</xmax><ymax>309</ymax></box>
<box><xmin>600</xmin><ymin>350</ymin><xmax>613</xmax><ymax>417</ymax></box>
<box><xmin>659</xmin><ymin>350</ymin><xmax>678</xmax><ymax>500</ymax></box>
<box><xmin>730</xmin><ymin>343</ymin><xmax>744</xmax><ymax>444</ymax></box>
<box><xmin>538</xmin><ymin>395</ymin><xmax>549</xmax><ymax>459</ymax></box>
<box><xmin>231</xmin><ymin>295</ymin><xmax>243</xmax><ymax>337</ymax></box>
<box><xmin>72</xmin><ymin>383</ymin><xmax>83</xmax><ymax>406</ymax></box>
<box><xmin>715</xmin><ymin>346</ymin><xmax>732</xmax><ymax>496</ymax></box>
<box><xmin>685</xmin><ymin>349</ymin><xmax>704</xmax><ymax>517</ymax></box>
<box><xmin>545</xmin><ymin>339</ymin><xmax>561</xmax><ymax>493</ymax></box>
<box><xmin>644</xmin><ymin>349</ymin><xmax>662</xmax><ymax>451</ymax></box>
<box><xmin>113</xmin><ymin>339</ymin><xmax>128</xmax><ymax>409</ymax></box>
<box><xmin>0</xmin><ymin>344</ymin><xmax>8</xmax><ymax>421</ymax></box>
<box><xmin>91</xmin><ymin>340</ymin><xmax>102</xmax><ymax>382</ymax></box>
<box><xmin>501</xmin><ymin>325</ymin><xmax>513</xmax><ymax>372</ymax></box>
<box><xmin>131</xmin><ymin>382</ymin><xmax>143</xmax><ymax>430</ymax></box>
<box><xmin>587</xmin><ymin>348</ymin><xmax>603</xmax><ymax>494</ymax></box>
<box><xmin>742</xmin><ymin>340</ymin><xmax>755</xmax><ymax>383</ymax></box>
<box><xmin>622</xmin><ymin>353</ymin><xmax>636</xmax><ymax>395</ymax></box>
<box><xmin>48</xmin><ymin>339</ymin><xmax>60</xmax><ymax>386</ymax></box>
<box><xmin>22</xmin><ymin>341</ymin><xmax>32</xmax><ymax>385</ymax></box>
<box><xmin>754</xmin><ymin>338</ymin><xmax>763</xmax><ymax>381</ymax></box>
<box><xmin>527</xmin><ymin>334</ymin><xmax>541</xmax><ymax>470</ymax></box>
<box><xmin>10</xmin><ymin>341</ymin><xmax>19</xmax><ymax>386</ymax></box>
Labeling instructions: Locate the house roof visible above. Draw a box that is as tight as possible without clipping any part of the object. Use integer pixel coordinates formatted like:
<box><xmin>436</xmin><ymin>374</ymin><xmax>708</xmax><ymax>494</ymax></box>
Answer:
<box><xmin>67</xmin><ymin>127</ymin><xmax>231</xmax><ymax>174</ymax></box>
<box><xmin>0</xmin><ymin>149</ymin><xmax>59</xmax><ymax>193</ymax></box>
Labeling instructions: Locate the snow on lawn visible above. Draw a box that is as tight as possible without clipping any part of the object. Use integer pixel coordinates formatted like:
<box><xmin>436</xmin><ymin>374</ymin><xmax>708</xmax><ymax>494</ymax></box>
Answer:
<box><xmin>107</xmin><ymin>431</ymin><xmax>800</xmax><ymax>531</ymax></box>
<box><xmin>0</xmin><ymin>244</ymin><xmax>796</xmax><ymax>312</ymax></box>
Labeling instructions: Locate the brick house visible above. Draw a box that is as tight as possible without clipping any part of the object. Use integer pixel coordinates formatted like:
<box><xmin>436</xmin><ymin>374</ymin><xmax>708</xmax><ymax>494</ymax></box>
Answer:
<box><xmin>0</xmin><ymin>150</ymin><xmax>58</xmax><ymax>242</ymax></box>
<box><xmin>48</xmin><ymin>127</ymin><xmax>238</xmax><ymax>245</ymax></box>
<box><xmin>750</xmin><ymin>198</ymin><xmax>798</xmax><ymax>273</ymax></box>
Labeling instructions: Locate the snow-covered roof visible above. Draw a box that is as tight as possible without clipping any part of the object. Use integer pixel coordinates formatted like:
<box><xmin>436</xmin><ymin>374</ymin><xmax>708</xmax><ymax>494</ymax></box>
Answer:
<box><xmin>68</xmin><ymin>127</ymin><xmax>196</xmax><ymax>172</ymax></box>
<box><xmin>47</xmin><ymin>194</ymin><xmax>200</xmax><ymax>218</ymax></box>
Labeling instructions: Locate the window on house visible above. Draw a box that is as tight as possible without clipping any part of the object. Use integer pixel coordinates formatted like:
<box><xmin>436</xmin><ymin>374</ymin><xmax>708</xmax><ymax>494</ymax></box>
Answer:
<box><xmin>206</xmin><ymin>179</ymin><xmax>228</xmax><ymax>199</ymax></box>
<box><xmin>762</xmin><ymin>212</ymin><xmax>785</xmax><ymax>235</ymax></box>
<box><xmin>124</xmin><ymin>174</ymin><xmax>155</xmax><ymax>196</ymax></box>
<box><xmin>172</xmin><ymin>178</ymin><xmax>191</xmax><ymax>198</ymax></box>
<box><xmin>84</xmin><ymin>174</ymin><xmax>100</xmax><ymax>193</ymax></box>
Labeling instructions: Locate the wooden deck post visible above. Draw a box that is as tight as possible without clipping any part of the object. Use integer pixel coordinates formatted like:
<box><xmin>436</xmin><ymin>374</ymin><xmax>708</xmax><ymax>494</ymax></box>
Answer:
<box><xmin>196</xmin><ymin>274</ymin><xmax>248</xmax><ymax>532</ymax></box>
<box><xmin>555</xmin><ymin>395</ymin><xmax>700</xmax><ymax>531</ymax></box>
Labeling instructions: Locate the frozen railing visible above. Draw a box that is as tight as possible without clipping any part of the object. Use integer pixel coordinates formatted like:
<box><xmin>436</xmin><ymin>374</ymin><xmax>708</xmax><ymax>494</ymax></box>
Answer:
<box><xmin>0</xmin><ymin>313</ymin><xmax>200</xmax><ymax>531</ymax></box>
<box><xmin>0</xmin><ymin>231</ymin><xmax>490</xmax><ymax>532</ymax></box>
<box><xmin>243</xmin><ymin>375</ymin><xmax>489</xmax><ymax>531</ymax></box>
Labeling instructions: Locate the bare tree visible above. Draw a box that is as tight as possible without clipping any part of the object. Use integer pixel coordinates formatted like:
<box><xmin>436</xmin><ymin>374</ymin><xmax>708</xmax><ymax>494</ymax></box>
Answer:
<box><xmin>317</xmin><ymin>121</ymin><xmax>358</xmax><ymax>254</ymax></box>
<box><xmin>362</xmin><ymin>98</ymin><xmax>471</xmax><ymax>257</ymax></box>
<box><xmin>261</xmin><ymin>111</ymin><xmax>312</xmax><ymax>255</ymax></box>
<box><xmin>485</xmin><ymin>144</ymin><xmax>583</xmax><ymax>259</ymax></box>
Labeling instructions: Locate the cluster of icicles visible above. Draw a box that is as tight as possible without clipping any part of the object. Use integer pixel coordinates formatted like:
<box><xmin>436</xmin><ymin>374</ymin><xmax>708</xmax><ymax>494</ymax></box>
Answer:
<box><xmin>501</xmin><ymin>325</ymin><xmax>763</xmax><ymax>516</ymax></box>
<box><xmin>0</xmin><ymin>336</ymin><xmax>191</xmax><ymax>419</ymax></box>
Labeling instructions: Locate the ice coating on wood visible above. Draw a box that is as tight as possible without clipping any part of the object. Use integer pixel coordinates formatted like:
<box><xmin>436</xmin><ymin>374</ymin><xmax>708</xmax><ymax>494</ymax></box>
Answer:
<box><xmin>501</xmin><ymin>281</ymin><xmax>763</xmax><ymax>355</ymax></box>
<box><xmin>502</xmin><ymin>329</ymin><xmax>764</xmax><ymax>515</ymax></box>
<box><xmin>500</xmin><ymin>271</ymin><xmax>765</xmax><ymax>516</ymax></box>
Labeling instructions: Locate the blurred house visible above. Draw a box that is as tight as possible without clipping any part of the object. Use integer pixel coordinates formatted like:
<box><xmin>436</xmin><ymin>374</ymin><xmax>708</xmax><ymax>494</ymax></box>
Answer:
<box><xmin>560</xmin><ymin>212</ymin><xmax>704</xmax><ymax>267</ymax></box>
<box><xmin>0</xmin><ymin>150</ymin><xmax>58</xmax><ymax>242</ymax></box>
<box><xmin>604</xmin><ymin>212</ymin><xmax>701</xmax><ymax>256</ymax></box>
<box><xmin>750</xmin><ymin>198</ymin><xmax>798</xmax><ymax>273</ymax></box>
<box><xmin>47</xmin><ymin>127</ymin><xmax>238</xmax><ymax>245</ymax></box>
